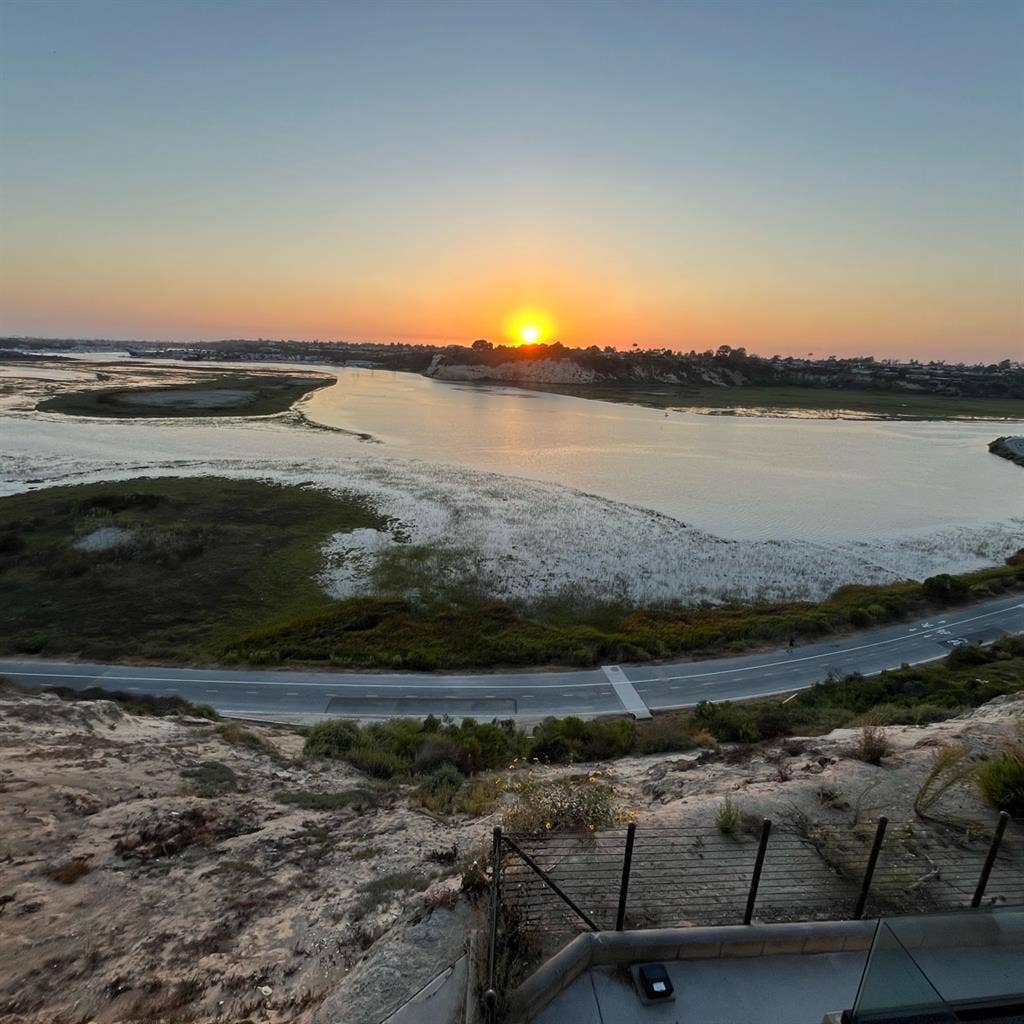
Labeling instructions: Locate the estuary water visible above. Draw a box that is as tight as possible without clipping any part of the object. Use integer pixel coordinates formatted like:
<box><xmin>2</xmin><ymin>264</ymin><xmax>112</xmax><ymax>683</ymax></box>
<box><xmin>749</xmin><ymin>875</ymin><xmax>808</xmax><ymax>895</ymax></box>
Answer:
<box><xmin>301</xmin><ymin>368</ymin><xmax>1024</xmax><ymax>543</ymax></box>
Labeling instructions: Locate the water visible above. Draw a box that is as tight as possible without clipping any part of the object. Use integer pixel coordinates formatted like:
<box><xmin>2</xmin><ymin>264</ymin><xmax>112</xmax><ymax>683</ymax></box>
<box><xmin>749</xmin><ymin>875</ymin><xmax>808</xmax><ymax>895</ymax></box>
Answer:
<box><xmin>301</xmin><ymin>368</ymin><xmax>1024</xmax><ymax>542</ymax></box>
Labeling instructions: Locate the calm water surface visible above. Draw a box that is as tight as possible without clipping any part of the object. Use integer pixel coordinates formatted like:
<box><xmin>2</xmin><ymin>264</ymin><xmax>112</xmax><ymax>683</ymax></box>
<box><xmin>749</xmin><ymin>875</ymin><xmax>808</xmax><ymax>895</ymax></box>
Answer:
<box><xmin>302</xmin><ymin>369</ymin><xmax>1024</xmax><ymax>542</ymax></box>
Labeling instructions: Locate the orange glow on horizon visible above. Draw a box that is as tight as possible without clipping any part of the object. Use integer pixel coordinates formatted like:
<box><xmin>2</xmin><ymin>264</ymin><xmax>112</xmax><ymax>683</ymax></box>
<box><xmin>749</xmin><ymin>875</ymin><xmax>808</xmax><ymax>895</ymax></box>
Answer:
<box><xmin>503</xmin><ymin>307</ymin><xmax>557</xmax><ymax>346</ymax></box>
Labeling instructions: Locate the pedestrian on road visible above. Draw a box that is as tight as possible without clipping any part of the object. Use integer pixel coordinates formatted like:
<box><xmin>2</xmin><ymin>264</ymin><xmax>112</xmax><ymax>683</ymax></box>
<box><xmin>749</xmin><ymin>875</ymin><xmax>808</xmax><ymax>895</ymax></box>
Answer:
<box><xmin>788</xmin><ymin>636</ymin><xmax>795</xmax><ymax>653</ymax></box>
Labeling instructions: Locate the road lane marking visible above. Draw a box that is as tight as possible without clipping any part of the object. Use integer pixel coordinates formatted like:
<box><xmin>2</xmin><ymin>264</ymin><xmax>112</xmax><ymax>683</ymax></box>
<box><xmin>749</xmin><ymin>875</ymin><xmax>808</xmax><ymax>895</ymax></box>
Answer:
<box><xmin>602</xmin><ymin>665</ymin><xmax>652</xmax><ymax>719</ymax></box>
<box><xmin>627</xmin><ymin>604</ymin><xmax>1024</xmax><ymax>685</ymax></box>
<box><xmin>0</xmin><ymin>667</ymin><xmax>613</xmax><ymax>692</ymax></box>
<box><xmin>1</xmin><ymin>603</ymin><xmax>1020</xmax><ymax>699</ymax></box>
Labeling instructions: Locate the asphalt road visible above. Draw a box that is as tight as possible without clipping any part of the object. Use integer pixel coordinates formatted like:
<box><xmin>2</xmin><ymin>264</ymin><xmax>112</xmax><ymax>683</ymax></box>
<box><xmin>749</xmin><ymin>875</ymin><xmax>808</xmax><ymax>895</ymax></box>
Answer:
<box><xmin>1</xmin><ymin>594</ymin><xmax>1022</xmax><ymax>723</ymax></box>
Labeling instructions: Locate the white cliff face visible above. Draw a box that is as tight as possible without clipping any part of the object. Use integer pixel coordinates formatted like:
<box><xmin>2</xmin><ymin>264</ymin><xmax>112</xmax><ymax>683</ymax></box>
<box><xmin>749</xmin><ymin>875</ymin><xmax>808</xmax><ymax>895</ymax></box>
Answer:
<box><xmin>423</xmin><ymin>353</ymin><xmax>748</xmax><ymax>387</ymax></box>
<box><xmin>424</xmin><ymin>354</ymin><xmax>600</xmax><ymax>384</ymax></box>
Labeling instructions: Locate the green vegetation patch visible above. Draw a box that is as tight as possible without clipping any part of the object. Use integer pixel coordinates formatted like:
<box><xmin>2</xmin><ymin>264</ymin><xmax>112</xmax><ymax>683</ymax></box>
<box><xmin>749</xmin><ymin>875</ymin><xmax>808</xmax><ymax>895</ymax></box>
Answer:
<box><xmin>227</xmin><ymin>557</ymin><xmax>1024</xmax><ymax>671</ymax></box>
<box><xmin>36</xmin><ymin>373</ymin><xmax>331</xmax><ymax>418</ymax></box>
<box><xmin>0</xmin><ymin>477</ymin><xmax>386</xmax><ymax>661</ymax></box>
<box><xmin>300</xmin><ymin>637</ymin><xmax>1024</xmax><ymax>782</ymax></box>
<box><xmin>303</xmin><ymin>714</ymin><xmax>530</xmax><ymax>778</ymax></box>
<box><xmin>978</xmin><ymin>753</ymin><xmax>1024</xmax><ymax>817</ymax></box>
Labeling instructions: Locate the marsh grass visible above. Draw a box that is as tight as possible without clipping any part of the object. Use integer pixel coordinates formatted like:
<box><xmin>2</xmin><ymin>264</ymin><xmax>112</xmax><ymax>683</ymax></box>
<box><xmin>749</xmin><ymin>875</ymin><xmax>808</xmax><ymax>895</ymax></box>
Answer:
<box><xmin>228</xmin><ymin>558</ymin><xmax>1024</xmax><ymax>670</ymax></box>
<box><xmin>0</xmin><ymin>477</ymin><xmax>385</xmax><ymax>661</ymax></box>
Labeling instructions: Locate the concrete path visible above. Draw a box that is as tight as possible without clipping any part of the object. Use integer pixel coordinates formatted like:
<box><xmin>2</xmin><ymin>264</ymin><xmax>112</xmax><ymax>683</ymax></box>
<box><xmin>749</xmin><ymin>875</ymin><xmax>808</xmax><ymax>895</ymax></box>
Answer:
<box><xmin>1</xmin><ymin>594</ymin><xmax>1021</xmax><ymax>723</ymax></box>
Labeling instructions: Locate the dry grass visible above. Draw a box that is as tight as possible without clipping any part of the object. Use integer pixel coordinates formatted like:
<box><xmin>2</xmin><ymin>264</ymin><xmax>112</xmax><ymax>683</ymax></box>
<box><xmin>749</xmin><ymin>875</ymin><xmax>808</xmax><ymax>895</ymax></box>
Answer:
<box><xmin>850</xmin><ymin>724</ymin><xmax>893</xmax><ymax>765</ymax></box>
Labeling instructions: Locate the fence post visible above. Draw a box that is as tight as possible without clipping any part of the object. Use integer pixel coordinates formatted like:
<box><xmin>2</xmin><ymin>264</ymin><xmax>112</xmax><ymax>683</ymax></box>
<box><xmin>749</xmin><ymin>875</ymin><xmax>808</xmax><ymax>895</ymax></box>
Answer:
<box><xmin>484</xmin><ymin>827</ymin><xmax>502</xmax><ymax>1022</ymax></box>
<box><xmin>615</xmin><ymin>822</ymin><xmax>637</xmax><ymax>931</ymax></box>
<box><xmin>854</xmin><ymin>816</ymin><xmax>888</xmax><ymax>920</ymax></box>
<box><xmin>972</xmin><ymin>812</ymin><xmax>1010</xmax><ymax>908</ymax></box>
<box><xmin>744</xmin><ymin>818</ymin><xmax>772</xmax><ymax>925</ymax></box>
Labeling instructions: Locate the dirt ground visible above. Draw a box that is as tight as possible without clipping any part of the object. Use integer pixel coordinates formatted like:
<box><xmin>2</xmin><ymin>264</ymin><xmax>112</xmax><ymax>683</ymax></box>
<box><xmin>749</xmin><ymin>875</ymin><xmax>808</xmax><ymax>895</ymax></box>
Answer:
<box><xmin>0</xmin><ymin>693</ymin><xmax>492</xmax><ymax>1024</ymax></box>
<box><xmin>1</xmin><ymin>688</ymin><xmax>1021</xmax><ymax>1024</ymax></box>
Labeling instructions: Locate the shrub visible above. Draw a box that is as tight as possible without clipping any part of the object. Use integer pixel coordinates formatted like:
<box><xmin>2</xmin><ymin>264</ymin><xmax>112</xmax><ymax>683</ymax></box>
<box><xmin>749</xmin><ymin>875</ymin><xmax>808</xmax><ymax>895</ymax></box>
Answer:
<box><xmin>977</xmin><ymin>755</ymin><xmax>1024</xmax><ymax>816</ymax></box>
<box><xmin>635</xmin><ymin>714</ymin><xmax>699</xmax><ymax>755</ymax></box>
<box><xmin>303</xmin><ymin>719</ymin><xmax>362</xmax><ymax>759</ymax></box>
<box><xmin>347</xmin><ymin>746</ymin><xmax>409</xmax><ymax>779</ymax></box>
<box><xmin>457</xmin><ymin>777</ymin><xmax>505</xmax><ymax>817</ymax></box>
<box><xmin>945</xmin><ymin>643</ymin><xmax>990</xmax><ymax>668</ymax></box>
<box><xmin>413</xmin><ymin>764</ymin><xmax>466</xmax><ymax>815</ymax></box>
<box><xmin>531</xmin><ymin>716</ymin><xmax>636</xmax><ymax>763</ymax></box>
<box><xmin>818</xmin><ymin>786</ymin><xmax>849</xmax><ymax>811</ymax></box>
<box><xmin>460</xmin><ymin>854</ymin><xmax>490</xmax><ymax>899</ymax></box>
<box><xmin>849</xmin><ymin>608</ymin><xmax>874</xmax><ymax>628</ymax></box>
<box><xmin>715</xmin><ymin>795</ymin><xmax>740</xmax><ymax>835</ymax></box>
<box><xmin>692</xmin><ymin>701</ymin><xmax>759</xmax><ymax>744</ymax></box>
<box><xmin>850</xmin><ymin>725</ymin><xmax>892</xmax><ymax>765</ymax></box>
<box><xmin>422</xmin><ymin>763</ymin><xmax>465</xmax><ymax>793</ymax></box>
<box><xmin>503</xmin><ymin>773</ymin><xmax>623</xmax><ymax>833</ymax></box>
<box><xmin>922</xmin><ymin>573</ymin><xmax>970</xmax><ymax>605</ymax></box>
<box><xmin>414</xmin><ymin>738</ymin><xmax>471</xmax><ymax>775</ymax></box>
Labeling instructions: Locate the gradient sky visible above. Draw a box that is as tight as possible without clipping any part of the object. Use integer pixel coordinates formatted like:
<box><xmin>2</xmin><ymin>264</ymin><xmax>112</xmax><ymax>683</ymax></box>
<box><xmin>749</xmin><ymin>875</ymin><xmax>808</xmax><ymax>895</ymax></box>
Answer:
<box><xmin>1</xmin><ymin>0</ymin><xmax>1021</xmax><ymax>360</ymax></box>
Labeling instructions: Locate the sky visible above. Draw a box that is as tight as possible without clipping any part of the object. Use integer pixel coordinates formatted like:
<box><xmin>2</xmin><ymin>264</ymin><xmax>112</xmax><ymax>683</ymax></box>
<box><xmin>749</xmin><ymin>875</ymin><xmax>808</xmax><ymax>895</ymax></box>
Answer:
<box><xmin>0</xmin><ymin>0</ymin><xmax>1021</xmax><ymax>361</ymax></box>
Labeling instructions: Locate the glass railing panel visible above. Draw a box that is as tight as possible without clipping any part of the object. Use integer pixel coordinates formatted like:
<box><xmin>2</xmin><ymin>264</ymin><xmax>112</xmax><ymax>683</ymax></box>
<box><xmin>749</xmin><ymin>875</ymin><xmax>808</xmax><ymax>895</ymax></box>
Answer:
<box><xmin>884</xmin><ymin>907</ymin><xmax>1024</xmax><ymax>1008</ymax></box>
<box><xmin>851</xmin><ymin>921</ymin><xmax>954</xmax><ymax>1022</ymax></box>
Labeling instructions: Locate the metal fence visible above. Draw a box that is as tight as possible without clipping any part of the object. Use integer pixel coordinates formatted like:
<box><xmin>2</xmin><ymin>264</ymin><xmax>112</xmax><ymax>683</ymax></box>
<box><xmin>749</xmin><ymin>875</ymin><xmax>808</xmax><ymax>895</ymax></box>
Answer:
<box><xmin>484</xmin><ymin>812</ymin><xmax>1022</xmax><ymax>1013</ymax></box>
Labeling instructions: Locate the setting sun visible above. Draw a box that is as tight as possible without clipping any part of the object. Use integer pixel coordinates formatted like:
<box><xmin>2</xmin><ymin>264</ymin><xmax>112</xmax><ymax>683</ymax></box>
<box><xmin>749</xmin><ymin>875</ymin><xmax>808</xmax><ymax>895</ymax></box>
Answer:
<box><xmin>504</xmin><ymin>307</ymin><xmax>556</xmax><ymax>346</ymax></box>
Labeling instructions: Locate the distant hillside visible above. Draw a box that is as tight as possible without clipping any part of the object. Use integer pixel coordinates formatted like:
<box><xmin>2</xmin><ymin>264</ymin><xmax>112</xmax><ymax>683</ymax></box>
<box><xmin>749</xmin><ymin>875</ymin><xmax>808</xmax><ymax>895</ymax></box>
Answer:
<box><xmin>425</xmin><ymin>342</ymin><xmax>1024</xmax><ymax>398</ymax></box>
<box><xmin>5</xmin><ymin>336</ymin><xmax>1022</xmax><ymax>399</ymax></box>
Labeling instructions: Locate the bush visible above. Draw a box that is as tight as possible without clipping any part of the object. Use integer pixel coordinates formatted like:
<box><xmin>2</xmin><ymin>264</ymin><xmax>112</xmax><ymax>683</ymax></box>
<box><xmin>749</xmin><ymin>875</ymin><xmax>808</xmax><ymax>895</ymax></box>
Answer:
<box><xmin>422</xmin><ymin>763</ymin><xmax>465</xmax><ymax>793</ymax></box>
<box><xmin>457</xmin><ymin>777</ymin><xmax>505</xmax><ymax>817</ymax></box>
<box><xmin>414</xmin><ymin>738</ymin><xmax>472</xmax><ymax>775</ymax></box>
<box><xmin>503</xmin><ymin>773</ymin><xmax>623</xmax><ymax>833</ymax></box>
<box><xmin>531</xmin><ymin>716</ymin><xmax>635</xmax><ymax>763</ymax></box>
<box><xmin>414</xmin><ymin>765</ymin><xmax>466</xmax><ymax>815</ymax></box>
<box><xmin>977</xmin><ymin>755</ymin><xmax>1024</xmax><ymax>816</ymax></box>
<box><xmin>635</xmin><ymin>714</ymin><xmax>699</xmax><ymax>755</ymax></box>
<box><xmin>692</xmin><ymin>701</ymin><xmax>760</xmax><ymax>744</ymax></box>
<box><xmin>922</xmin><ymin>573</ymin><xmax>970</xmax><ymax>605</ymax></box>
<box><xmin>850</xmin><ymin>725</ymin><xmax>892</xmax><ymax>765</ymax></box>
<box><xmin>347</xmin><ymin>746</ymin><xmax>409</xmax><ymax>779</ymax></box>
<box><xmin>945</xmin><ymin>643</ymin><xmax>990</xmax><ymax>668</ymax></box>
<box><xmin>303</xmin><ymin>719</ymin><xmax>362</xmax><ymax>759</ymax></box>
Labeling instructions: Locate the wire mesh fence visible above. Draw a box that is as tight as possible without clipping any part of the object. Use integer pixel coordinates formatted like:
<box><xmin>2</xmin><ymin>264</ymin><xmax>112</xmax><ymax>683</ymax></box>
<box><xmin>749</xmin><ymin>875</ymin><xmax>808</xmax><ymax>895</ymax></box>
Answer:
<box><xmin>498</xmin><ymin>813</ymin><xmax>1024</xmax><ymax>952</ymax></box>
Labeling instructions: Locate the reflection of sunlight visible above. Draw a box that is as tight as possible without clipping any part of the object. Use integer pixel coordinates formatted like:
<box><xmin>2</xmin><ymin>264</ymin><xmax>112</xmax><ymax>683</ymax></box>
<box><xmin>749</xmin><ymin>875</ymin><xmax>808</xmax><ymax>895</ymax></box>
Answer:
<box><xmin>504</xmin><ymin>307</ymin><xmax>556</xmax><ymax>345</ymax></box>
